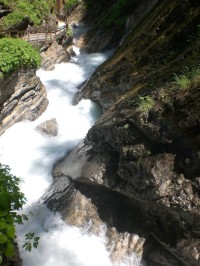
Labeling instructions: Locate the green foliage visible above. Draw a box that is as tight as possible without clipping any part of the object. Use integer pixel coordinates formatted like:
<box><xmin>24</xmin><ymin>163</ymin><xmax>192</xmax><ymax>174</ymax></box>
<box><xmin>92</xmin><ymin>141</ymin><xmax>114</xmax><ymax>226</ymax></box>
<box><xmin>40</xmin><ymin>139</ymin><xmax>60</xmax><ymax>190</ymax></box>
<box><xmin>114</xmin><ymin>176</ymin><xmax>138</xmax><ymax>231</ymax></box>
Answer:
<box><xmin>174</xmin><ymin>66</ymin><xmax>200</xmax><ymax>90</ymax></box>
<box><xmin>23</xmin><ymin>233</ymin><xmax>40</xmax><ymax>252</ymax></box>
<box><xmin>0</xmin><ymin>0</ymin><xmax>55</xmax><ymax>28</ymax></box>
<box><xmin>82</xmin><ymin>0</ymin><xmax>139</xmax><ymax>28</ymax></box>
<box><xmin>65</xmin><ymin>0</ymin><xmax>80</xmax><ymax>10</ymax></box>
<box><xmin>99</xmin><ymin>0</ymin><xmax>138</xmax><ymax>27</ymax></box>
<box><xmin>0</xmin><ymin>72</ymin><xmax>3</xmax><ymax>80</ymax></box>
<box><xmin>67</xmin><ymin>26</ymin><xmax>73</xmax><ymax>37</ymax></box>
<box><xmin>0</xmin><ymin>38</ymin><xmax>41</xmax><ymax>78</ymax></box>
<box><xmin>0</xmin><ymin>164</ymin><xmax>26</xmax><ymax>260</ymax></box>
<box><xmin>123</xmin><ymin>123</ymin><xmax>129</xmax><ymax>129</ymax></box>
<box><xmin>0</xmin><ymin>164</ymin><xmax>40</xmax><ymax>263</ymax></box>
<box><xmin>137</xmin><ymin>96</ymin><xmax>155</xmax><ymax>114</ymax></box>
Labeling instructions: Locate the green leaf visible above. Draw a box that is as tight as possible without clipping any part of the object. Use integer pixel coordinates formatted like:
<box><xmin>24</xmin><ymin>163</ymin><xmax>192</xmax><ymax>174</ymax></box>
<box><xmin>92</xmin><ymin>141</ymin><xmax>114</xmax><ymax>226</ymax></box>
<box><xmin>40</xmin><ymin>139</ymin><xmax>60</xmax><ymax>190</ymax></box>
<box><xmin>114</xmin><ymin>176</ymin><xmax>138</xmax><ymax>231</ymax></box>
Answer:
<box><xmin>34</xmin><ymin>236</ymin><xmax>40</xmax><ymax>242</ymax></box>
<box><xmin>0</xmin><ymin>219</ymin><xmax>6</xmax><ymax>230</ymax></box>
<box><xmin>0</xmin><ymin>232</ymin><xmax>8</xmax><ymax>244</ymax></box>
<box><xmin>0</xmin><ymin>211</ymin><xmax>8</xmax><ymax>217</ymax></box>
<box><xmin>33</xmin><ymin>241</ymin><xmax>38</xmax><ymax>249</ymax></box>
<box><xmin>4</xmin><ymin>215</ymin><xmax>13</xmax><ymax>224</ymax></box>
<box><xmin>14</xmin><ymin>214</ymin><xmax>23</xmax><ymax>225</ymax></box>
<box><xmin>5</xmin><ymin>242</ymin><xmax>14</xmax><ymax>257</ymax></box>
<box><xmin>22</xmin><ymin>214</ymin><xmax>28</xmax><ymax>221</ymax></box>
<box><xmin>25</xmin><ymin>232</ymin><xmax>35</xmax><ymax>240</ymax></box>
<box><xmin>23</xmin><ymin>242</ymin><xmax>32</xmax><ymax>252</ymax></box>
<box><xmin>6</xmin><ymin>225</ymin><xmax>15</xmax><ymax>239</ymax></box>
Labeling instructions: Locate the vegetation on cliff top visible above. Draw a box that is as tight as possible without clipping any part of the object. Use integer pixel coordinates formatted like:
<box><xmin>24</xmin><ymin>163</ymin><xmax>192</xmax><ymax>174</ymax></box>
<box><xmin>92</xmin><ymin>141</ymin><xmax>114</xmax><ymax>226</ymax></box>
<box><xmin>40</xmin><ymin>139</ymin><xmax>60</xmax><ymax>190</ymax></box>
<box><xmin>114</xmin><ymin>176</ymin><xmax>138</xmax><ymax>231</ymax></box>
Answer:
<box><xmin>0</xmin><ymin>0</ymin><xmax>55</xmax><ymax>29</ymax></box>
<box><xmin>0</xmin><ymin>38</ymin><xmax>41</xmax><ymax>79</ymax></box>
<box><xmin>64</xmin><ymin>0</ymin><xmax>81</xmax><ymax>10</ymax></box>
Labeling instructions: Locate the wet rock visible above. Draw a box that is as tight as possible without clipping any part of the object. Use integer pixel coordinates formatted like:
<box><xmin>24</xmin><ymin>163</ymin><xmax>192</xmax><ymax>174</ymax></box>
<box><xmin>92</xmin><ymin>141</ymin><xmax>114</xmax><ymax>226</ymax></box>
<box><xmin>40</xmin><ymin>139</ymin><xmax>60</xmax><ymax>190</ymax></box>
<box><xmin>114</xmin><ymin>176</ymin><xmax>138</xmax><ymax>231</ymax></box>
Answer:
<box><xmin>35</xmin><ymin>118</ymin><xmax>58</xmax><ymax>137</ymax></box>
<box><xmin>67</xmin><ymin>45</ymin><xmax>76</xmax><ymax>57</ymax></box>
<box><xmin>62</xmin><ymin>35</ymin><xmax>73</xmax><ymax>48</ymax></box>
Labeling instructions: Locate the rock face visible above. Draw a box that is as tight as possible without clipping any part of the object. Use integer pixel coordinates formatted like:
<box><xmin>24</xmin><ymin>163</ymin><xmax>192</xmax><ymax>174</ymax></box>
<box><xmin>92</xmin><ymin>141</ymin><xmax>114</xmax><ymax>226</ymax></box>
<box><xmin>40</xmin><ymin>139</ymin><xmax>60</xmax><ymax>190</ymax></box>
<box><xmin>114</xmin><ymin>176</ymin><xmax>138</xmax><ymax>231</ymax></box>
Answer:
<box><xmin>80</xmin><ymin>0</ymin><xmax>159</xmax><ymax>53</ymax></box>
<box><xmin>75</xmin><ymin>0</ymin><xmax>200</xmax><ymax>110</ymax></box>
<box><xmin>42</xmin><ymin>177</ymin><xmax>144</xmax><ymax>264</ymax></box>
<box><xmin>0</xmin><ymin>70</ymin><xmax>48</xmax><ymax>135</ymax></box>
<box><xmin>49</xmin><ymin>0</ymin><xmax>200</xmax><ymax>265</ymax></box>
<box><xmin>41</xmin><ymin>41</ymin><xmax>71</xmax><ymax>71</ymax></box>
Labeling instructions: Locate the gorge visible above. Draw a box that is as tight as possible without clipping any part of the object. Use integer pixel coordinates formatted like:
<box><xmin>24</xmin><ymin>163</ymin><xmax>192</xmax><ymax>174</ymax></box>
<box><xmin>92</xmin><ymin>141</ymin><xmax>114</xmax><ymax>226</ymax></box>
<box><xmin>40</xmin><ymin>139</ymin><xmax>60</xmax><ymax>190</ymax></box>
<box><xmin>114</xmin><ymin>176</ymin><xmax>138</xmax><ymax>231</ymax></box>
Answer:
<box><xmin>0</xmin><ymin>0</ymin><xmax>200</xmax><ymax>265</ymax></box>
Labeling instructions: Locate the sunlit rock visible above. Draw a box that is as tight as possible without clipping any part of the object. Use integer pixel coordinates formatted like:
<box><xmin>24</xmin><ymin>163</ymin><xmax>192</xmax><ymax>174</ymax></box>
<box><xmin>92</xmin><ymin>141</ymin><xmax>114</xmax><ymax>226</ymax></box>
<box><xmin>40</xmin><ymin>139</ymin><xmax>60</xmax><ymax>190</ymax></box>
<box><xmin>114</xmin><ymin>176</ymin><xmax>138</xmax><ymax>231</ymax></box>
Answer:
<box><xmin>0</xmin><ymin>70</ymin><xmax>48</xmax><ymax>135</ymax></box>
<box><xmin>35</xmin><ymin>118</ymin><xmax>58</xmax><ymax>136</ymax></box>
<box><xmin>41</xmin><ymin>41</ymin><xmax>71</xmax><ymax>71</ymax></box>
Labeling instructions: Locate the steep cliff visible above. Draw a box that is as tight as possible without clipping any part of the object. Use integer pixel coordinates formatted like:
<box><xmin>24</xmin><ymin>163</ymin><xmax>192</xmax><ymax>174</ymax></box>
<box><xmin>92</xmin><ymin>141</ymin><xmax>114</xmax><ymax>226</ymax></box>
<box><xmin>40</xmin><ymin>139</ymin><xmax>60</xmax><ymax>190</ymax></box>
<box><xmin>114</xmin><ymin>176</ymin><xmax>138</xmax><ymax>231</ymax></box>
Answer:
<box><xmin>0</xmin><ymin>70</ymin><xmax>48</xmax><ymax>135</ymax></box>
<box><xmin>51</xmin><ymin>0</ymin><xmax>200</xmax><ymax>265</ymax></box>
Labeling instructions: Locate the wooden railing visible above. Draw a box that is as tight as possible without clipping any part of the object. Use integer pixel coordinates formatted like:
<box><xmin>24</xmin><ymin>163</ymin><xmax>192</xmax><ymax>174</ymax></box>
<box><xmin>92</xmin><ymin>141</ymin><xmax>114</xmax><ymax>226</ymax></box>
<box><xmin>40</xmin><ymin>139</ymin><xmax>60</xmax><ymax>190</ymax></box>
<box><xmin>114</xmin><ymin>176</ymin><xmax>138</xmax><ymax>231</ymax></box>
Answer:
<box><xmin>0</xmin><ymin>24</ymin><xmax>67</xmax><ymax>44</ymax></box>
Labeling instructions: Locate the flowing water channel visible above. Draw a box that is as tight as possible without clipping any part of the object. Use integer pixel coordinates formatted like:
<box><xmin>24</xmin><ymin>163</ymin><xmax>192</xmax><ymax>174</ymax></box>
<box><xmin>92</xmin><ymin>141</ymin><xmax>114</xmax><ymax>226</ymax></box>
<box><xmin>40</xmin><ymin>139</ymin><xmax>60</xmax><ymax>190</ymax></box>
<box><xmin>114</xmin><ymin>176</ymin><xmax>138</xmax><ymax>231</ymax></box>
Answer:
<box><xmin>0</xmin><ymin>26</ymin><xmax>142</xmax><ymax>266</ymax></box>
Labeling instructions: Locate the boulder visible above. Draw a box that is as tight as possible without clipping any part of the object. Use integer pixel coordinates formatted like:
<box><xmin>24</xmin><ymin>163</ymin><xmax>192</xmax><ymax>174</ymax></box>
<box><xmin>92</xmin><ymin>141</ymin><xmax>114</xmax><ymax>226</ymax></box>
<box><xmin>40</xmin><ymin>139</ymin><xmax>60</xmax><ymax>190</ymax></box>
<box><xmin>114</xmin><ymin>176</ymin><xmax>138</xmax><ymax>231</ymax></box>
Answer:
<box><xmin>41</xmin><ymin>41</ymin><xmax>71</xmax><ymax>71</ymax></box>
<box><xmin>35</xmin><ymin>118</ymin><xmax>58</xmax><ymax>136</ymax></box>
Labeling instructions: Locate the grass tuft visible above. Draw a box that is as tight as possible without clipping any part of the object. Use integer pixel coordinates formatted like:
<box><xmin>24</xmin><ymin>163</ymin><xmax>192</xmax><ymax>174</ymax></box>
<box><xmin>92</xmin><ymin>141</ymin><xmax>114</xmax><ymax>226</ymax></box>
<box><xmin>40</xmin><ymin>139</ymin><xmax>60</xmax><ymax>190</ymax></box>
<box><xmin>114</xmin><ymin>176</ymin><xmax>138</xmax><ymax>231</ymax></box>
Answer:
<box><xmin>137</xmin><ymin>96</ymin><xmax>155</xmax><ymax>114</ymax></box>
<box><xmin>173</xmin><ymin>66</ymin><xmax>200</xmax><ymax>90</ymax></box>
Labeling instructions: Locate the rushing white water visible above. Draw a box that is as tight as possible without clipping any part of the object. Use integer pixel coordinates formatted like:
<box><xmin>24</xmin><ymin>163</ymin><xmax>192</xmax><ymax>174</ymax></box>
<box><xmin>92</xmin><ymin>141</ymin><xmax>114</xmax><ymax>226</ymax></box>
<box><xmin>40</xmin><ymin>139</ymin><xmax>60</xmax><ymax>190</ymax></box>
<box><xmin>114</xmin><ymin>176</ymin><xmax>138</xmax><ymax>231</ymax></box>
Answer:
<box><xmin>0</xmin><ymin>26</ymin><xmax>143</xmax><ymax>265</ymax></box>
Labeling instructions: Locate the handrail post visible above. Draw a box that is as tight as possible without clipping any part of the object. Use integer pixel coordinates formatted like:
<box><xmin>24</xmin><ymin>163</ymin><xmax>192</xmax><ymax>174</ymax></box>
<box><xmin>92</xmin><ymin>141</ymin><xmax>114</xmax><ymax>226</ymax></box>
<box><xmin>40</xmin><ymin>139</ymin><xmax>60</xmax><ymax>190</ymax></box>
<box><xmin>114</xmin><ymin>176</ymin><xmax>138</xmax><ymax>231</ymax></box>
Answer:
<box><xmin>27</xmin><ymin>26</ymin><xmax>30</xmax><ymax>42</ymax></box>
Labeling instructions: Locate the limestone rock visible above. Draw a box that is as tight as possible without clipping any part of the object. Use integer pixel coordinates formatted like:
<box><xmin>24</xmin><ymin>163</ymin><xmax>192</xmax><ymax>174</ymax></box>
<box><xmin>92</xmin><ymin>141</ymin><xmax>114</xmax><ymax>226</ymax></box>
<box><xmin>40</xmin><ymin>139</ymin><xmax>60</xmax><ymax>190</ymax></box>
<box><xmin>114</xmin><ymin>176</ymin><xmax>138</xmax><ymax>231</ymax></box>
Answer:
<box><xmin>41</xmin><ymin>41</ymin><xmax>71</xmax><ymax>71</ymax></box>
<box><xmin>35</xmin><ymin>118</ymin><xmax>58</xmax><ymax>136</ymax></box>
<box><xmin>52</xmin><ymin>141</ymin><xmax>113</xmax><ymax>186</ymax></box>
<box><xmin>42</xmin><ymin>180</ymin><xmax>144</xmax><ymax>264</ymax></box>
<box><xmin>106</xmin><ymin>228</ymin><xmax>144</xmax><ymax>262</ymax></box>
<box><xmin>0</xmin><ymin>70</ymin><xmax>48</xmax><ymax>135</ymax></box>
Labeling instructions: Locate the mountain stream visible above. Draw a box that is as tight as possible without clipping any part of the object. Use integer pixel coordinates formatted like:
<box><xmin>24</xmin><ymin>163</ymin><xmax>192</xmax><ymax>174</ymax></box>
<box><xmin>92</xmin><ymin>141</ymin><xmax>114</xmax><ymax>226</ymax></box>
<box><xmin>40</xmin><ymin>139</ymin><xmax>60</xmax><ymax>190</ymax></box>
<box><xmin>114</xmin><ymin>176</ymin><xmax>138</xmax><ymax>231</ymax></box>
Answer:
<box><xmin>0</xmin><ymin>25</ymin><xmax>142</xmax><ymax>266</ymax></box>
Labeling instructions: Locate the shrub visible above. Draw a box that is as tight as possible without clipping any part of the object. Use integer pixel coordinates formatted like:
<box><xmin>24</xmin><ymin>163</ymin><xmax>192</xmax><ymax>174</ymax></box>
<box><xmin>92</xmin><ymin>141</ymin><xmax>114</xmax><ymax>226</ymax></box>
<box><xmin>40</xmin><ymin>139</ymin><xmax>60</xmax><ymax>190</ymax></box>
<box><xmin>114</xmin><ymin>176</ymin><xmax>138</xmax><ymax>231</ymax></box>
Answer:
<box><xmin>0</xmin><ymin>38</ymin><xmax>41</xmax><ymax>78</ymax></box>
<box><xmin>65</xmin><ymin>0</ymin><xmax>80</xmax><ymax>10</ymax></box>
<box><xmin>0</xmin><ymin>164</ymin><xmax>40</xmax><ymax>263</ymax></box>
<box><xmin>137</xmin><ymin>96</ymin><xmax>155</xmax><ymax>114</ymax></box>
<box><xmin>174</xmin><ymin>66</ymin><xmax>200</xmax><ymax>90</ymax></box>
<box><xmin>0</xmin><ymin>0</ymin><xmax>55</xmax><ymax>29</ymax></box>
<box><xmin>0</xmin><ymin>164</ymin><xmax>26</xmax><ymax>262</ymax></box>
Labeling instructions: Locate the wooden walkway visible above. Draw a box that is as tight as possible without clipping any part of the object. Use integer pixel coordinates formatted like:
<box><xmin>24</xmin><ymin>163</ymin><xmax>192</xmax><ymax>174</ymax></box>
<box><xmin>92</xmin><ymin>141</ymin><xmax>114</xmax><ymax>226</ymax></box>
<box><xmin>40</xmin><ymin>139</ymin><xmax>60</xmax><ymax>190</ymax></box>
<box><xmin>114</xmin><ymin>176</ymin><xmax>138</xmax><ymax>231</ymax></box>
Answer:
<box><xmin>0</xmin><ymin>24</ymin><xmax>67</xmax><ymax>44</ymax></box>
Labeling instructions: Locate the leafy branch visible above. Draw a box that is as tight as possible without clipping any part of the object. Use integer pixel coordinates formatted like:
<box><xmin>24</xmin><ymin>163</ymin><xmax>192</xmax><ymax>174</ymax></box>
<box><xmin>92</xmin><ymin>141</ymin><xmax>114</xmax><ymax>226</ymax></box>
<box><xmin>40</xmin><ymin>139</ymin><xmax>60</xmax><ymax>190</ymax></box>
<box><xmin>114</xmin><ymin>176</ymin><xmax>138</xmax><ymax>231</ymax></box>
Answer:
<box><xmin>0</xmin><ymin>164</ymin><xmax>40</xmax><ymax>264</ymax></box>
<box><xmin>22</xmin><ymin>233</ymin><xmax>40</xmax><ymax>252</ymax></box>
